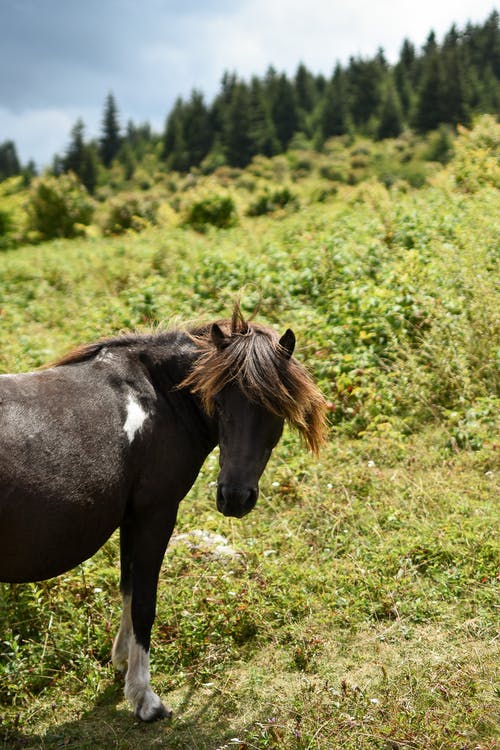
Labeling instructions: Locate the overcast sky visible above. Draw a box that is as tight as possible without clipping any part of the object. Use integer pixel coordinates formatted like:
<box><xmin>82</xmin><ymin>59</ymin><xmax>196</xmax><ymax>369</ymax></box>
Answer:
<box><xmin>0</xmin><ymin>0</ymin><xmax>497</xmax><ymax>167</ymax></box>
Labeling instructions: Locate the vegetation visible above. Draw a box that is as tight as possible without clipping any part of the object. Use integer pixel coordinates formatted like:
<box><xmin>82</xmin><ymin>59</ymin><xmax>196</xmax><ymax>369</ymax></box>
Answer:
<box><xmin>0</xmin><ymin>117</ymin><xmax>498</xmax><ymax>749</ymax></box>
<box><xmin>25</xmin><ymin>172</ymin><xmax>95</xmax><ymax>242</ymax></box>
<box><xmin>183</xmin><ymin>193</ymin><xmax>238</xmax><ymax>232</ymax></box>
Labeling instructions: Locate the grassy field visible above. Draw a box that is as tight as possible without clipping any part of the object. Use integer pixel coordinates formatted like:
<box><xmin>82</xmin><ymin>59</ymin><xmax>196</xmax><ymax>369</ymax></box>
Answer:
<box><xmin>0</xmin><ymin>119</ymin><xmax>499</xmax><ymax>749</ymax></box>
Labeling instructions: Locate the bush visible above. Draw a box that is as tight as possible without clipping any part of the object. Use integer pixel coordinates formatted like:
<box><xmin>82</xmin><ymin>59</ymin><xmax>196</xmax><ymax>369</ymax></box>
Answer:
<box><xmin>450</xmin><ymin>115</ymin><xmax>500</xmax><ymax>192</ymax></box>
<box><xmin>424</xmin><ymin>125</ymin><xmax>455</xmax><ymax>164</ymax></box>
<box><xmin>103</xmin><ymin>192</ymin><xmax>160</xmax><ymax>235</ymax></box>
<box><xmin>26</xmin><ymin>172</ymin><xmax>94</xmax><ymax>241</ymax></box>
<box><xmin>246</xmin><ymin>187</ymin><xmax>299</xmax><ymax>216</ymax></box>
<box><xmin>319</xmin><ymin>163</ymin><xmax>349</xmax><ymax>182</ymax></box>
<box><xmin>184</xmin><ymin>194</ymin><xmax>238</xmax><ymax>232</ymax></box>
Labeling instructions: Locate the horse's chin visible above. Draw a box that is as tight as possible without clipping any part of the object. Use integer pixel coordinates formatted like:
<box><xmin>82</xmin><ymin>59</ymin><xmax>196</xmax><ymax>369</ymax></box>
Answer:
<box><xmin>219</xmin><ymin>505</ymin><xmax>253</xmax><ymax>519</ymax></box>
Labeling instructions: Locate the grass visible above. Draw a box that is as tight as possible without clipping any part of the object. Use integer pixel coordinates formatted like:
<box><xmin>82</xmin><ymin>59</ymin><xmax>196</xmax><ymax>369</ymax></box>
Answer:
<box><xmin>0</xmin><ymin>120</ymin><xmax>499</xmax><ymax>748</ymax></box>
<box><xmin>1</xmin><ymin>432</ymin><xmax>498</xmax><ymax>748</ymax></box>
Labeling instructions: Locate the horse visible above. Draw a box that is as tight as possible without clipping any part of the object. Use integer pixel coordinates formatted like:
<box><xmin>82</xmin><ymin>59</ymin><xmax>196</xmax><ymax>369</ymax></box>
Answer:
<box><xmin>0</xmin><ymin>304</ymin><xmax>326</xmax><ymax>721</ymax></box>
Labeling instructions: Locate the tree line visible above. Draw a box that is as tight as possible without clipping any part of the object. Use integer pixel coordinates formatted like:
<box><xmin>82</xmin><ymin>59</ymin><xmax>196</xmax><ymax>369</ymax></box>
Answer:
<box><xmin>1</xmin><ymin>11</ymin><xmax>499</xmax><ymax>188</ymax></box>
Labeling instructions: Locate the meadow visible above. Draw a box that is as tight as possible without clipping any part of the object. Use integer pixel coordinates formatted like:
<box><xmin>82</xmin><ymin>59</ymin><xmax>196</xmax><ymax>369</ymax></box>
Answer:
<box><xmin>0</xmin><ymin>118</ymin><xmax>498</xmax><ymax>749</ymax></box>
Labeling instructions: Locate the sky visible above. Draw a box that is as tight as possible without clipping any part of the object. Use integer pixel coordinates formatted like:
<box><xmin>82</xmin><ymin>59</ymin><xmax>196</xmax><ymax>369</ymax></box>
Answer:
<box><xmin>0</xmin><ymin>0</ymin><xmax>497</xmax><ymax>167</ymax></box>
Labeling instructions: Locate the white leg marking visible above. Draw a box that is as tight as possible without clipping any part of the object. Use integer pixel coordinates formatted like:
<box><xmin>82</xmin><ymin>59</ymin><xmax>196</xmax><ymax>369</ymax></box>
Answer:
<box><xmin>125</xmin><ymin>637</ymin><xmax>171</xmax><ymax>721</ymax></box>
<box><xmin>123</xmin><ymin>393</ymin><xmax>148</xmax><ymax>444</ymax></box>
<box><xmin>112</xmin><ymin>594</ymin><xmax>132</xmax><ymax>673</ymax></box>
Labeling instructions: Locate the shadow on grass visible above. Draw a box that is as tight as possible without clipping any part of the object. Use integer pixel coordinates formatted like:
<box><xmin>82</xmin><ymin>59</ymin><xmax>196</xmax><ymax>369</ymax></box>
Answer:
<box><xmin>1</xmin><ymin>677</ymin><xmax>257</xmax><ymax>750</ymax></box>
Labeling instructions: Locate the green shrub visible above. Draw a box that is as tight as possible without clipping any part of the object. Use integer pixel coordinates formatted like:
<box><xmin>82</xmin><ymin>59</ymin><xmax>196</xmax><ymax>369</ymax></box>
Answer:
<box><xmin>319</xmin><ymin>163</ymin><xmax>349</xmax><ymax>182</ymax></box>
<box><xmin>450</xmin><ymin>115</ymin><xmax>500</xmax><ymax>192</ymax></box>
<box><xmin>424</xmin><ymin>124</ymin><xmax>455</xmax><ymax>164</ymax></box>
<box><xmin>246</xmin><ymin>187</ymin><xmax>299</xmax><ymax>216</ymax></box>
<box><xmin>184</xmin><ymin>194</ymin><xmax>238</xmax><ymax>232</ymax></box>
<box><xmin>26</xmin><ymin>172</ymin><xmax>94</xmax><ymax>241</ymax></box>
<box><xmin>103</xmin><ymin>191</ymin><xmax>159</xmax><ymax>235</ymax></box>
<box><xmin>377</xmin><ymin>159</ymin><xmax>430</xmax><ymax>188</ymax></box>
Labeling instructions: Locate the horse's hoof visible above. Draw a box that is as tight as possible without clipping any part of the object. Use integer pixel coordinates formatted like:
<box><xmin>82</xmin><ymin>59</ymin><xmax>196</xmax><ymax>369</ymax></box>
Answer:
<box><xmin>135</xmin><ymin>698</ymin><xmax>172</xmax><ymax>722</ymax></box>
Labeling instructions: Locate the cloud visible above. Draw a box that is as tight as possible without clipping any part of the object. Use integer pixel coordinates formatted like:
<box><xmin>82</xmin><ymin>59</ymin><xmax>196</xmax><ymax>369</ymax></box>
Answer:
<box><xmin>0</xmin><ymin>106</ymin><xmax>99</xmax><ymax>168</ymax></box>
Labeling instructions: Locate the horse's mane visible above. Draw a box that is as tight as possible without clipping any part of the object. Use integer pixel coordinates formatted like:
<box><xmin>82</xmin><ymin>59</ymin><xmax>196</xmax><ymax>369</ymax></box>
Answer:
<box><xmin>51</xmin><ymin>305</ymin><xmax>327</xmax><ymax>454</ymax></box>
<box><xmin>48</xmin><ymin>334</ymin><xmax>156</xmax><ymax>368</ymax></box>
<box><xmin>180</xmin><ymin>304</ymin><xmax>327</xmax><ymax>454</ymax></box>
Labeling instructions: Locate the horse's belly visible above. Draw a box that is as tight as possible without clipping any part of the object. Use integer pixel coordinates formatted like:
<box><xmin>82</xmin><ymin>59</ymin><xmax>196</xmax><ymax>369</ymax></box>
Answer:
<box><xmin>0</xmin><ymin>484</ymin><xmax>126</xmax><ymax>582</ymax></box>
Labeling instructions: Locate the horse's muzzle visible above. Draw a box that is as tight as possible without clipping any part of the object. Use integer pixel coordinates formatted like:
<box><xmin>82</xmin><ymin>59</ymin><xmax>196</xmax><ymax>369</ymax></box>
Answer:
<box><xmin>216</xmin><ymin>484</ymin><xmax>258</xmax><ymax>518</ymax></box>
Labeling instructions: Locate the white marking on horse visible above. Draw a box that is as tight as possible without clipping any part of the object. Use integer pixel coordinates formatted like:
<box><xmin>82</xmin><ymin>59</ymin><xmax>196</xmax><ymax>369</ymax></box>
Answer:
<box><xmin>96</xmin><ymin>347</ymin><xmax>114</xmax><ymax>364</ymax></box>
<box><xmin>123</xmin><ymin>393</ymin><xmax>148</xmax><ymax>444</ymax></box>
<box><xmin>125</xmin><ymin>637</ymin><xmax>170</xmax><ymax>721</ymax></box>
<box><xmin>112</xmin><ymin>594</ymin><xmax>132</xmax><ymax>673</ymax></box>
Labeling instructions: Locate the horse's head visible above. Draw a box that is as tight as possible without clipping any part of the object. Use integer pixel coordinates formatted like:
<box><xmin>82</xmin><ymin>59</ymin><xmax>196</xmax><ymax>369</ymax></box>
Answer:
<box><xmin>181</xmin><ymin>305</ymin><xmax>327</xmax><ymax>518</ymax></box>
<box><xmin>214</xmin><ymin>381</ymin><xmax>285</xmax><ymax>517</ymax></box>
<box><xmin>211</xmin><ymin>323</ymin><xmax>295</xmax><ymax>518</ymax></box>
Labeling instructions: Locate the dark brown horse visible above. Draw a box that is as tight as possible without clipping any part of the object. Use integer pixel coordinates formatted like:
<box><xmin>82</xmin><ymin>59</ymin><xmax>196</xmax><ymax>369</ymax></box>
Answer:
<box><xmin>0</xmin><ymin>304</ymin><xmax>326</xmax><ymax>720</ymax></box>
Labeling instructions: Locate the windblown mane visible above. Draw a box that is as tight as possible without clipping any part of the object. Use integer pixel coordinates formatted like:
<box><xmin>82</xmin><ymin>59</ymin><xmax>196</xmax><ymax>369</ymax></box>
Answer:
<box><xmin>48</xmin><ymin>334</ymin><xmax>154</xmax><ymax>368</ymax></box>
<box><xmin>51</xmin><ymin>305</ymin><xmax>327</xmax><ymax>453</ymax></box>
<box><xmin>181</xmin><ymin>305</ymin><xmax>327</xmax><ymax>454</ymax></box>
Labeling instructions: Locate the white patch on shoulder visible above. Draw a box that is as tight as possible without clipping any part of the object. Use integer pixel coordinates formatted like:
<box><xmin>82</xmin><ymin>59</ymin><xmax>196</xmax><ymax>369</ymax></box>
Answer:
<box><xmin>123</xmin><ymin>393</ymin><xmax>148</xmax><ymax>444</ymax></box>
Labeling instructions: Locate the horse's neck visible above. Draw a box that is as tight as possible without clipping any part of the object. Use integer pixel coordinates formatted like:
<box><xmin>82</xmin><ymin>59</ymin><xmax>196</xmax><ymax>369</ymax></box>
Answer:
<box><xmin>137</xmin><ymin>335</ymin><xmax>217</xmax><ymax>448</ymax></box>
<box><xmin>146</xmin><ymin>333</ymin><xmax>198</xmax><ymax>387</ymax></box>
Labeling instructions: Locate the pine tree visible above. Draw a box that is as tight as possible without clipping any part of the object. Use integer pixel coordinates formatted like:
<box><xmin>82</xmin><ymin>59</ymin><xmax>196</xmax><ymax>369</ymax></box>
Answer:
<box><xmin>222</xmin><ymin>81</ymin><xmax>254</xmax><ymax>167</ymax></box>
<box><xmin>63</xmin><ymin>119</ymin><xmax>86</xmax><ymax>175</ymax></box>
<box><xmin>320</xmin><ymin>64</ymin><xmax>350</xmax><ymax>141</ymax></box>
<box><xmin>377</xmin><ymin>78</ymin><xmax>404</xmax><ymax>139</ymax></box>
<box><xmin>22</xmin><ymin>160</ymin><xmax>37</xmax><ymax>185</ymax></box>
<box><xmin>270</xmin><ymin>74</ymin><xmax>300</xmax><ymax>150</ymax></box>
<box><xmin>483</xmin><ymin>10</ymin><xmax>500</xmax><ymax>78</ymax></box>
<box><xmin>462</xmin><ymin>13</ymin><xmax>500</xmax><ymax>113</ymax></box>
<box><xmin>248</xmin><ymin>78</ymin><xmax>280</xmax><ymax>158</ymax></box>
<box><xmin>62</xmin><ymin>119</ymin><xmax>98</xmax><ymax>193</ymax></box>
<box><xmin>162</xmin><ymin>92</ymin><xmax>213</xmax><ymax>171</ymax></box>
<box><xmin>118</xmin><ymin>142</ymin><xmax>136</xmax><ymax>181</ymax></box>
<box><xmin>123</xmin><ymin>120</ymin><xmax>153</xmax><ymax>161</ymax></box>
<box><xmin>0</xmin><ymin>140</ymin><xmax>21</xmax><ymax>181</ymax></box>
<box><xmin>295</xmin><ymin>63</ymin><xmax>318</xmax><ymax>120</ymax></box>
<box><xmin>182</xmin><ymin>90</ymin><xmax>213</xmax><ymax>167</ymax></box>
<box><xmin>413</xmin><ymin>32</ymin><xmax>446</xmax><ymax>131</ymax></box>
<box><xmin>347</xmin><ymin>54</ymin><xmax>387</xmax><ymax>130</ymax></box>
<box><xmin>79</xmin><ymin>144</ymin><xmax>99</xmax><ymax>194</ymax></box>
<box><xmin>211</xmin><ymin>72</ymin><xmax>239</xmax><ymax>136</ymax></box>
<box><xmin>394</xmin><ymin>39</ymin><xmax>417</xmax><ymax>117</ymax></box>
<box><xmin>440</xmin><ymin>26</ymin><xmax>471</xmax><ymax>126</ymax></box>
<box><xmin>162</xmin><ymin>99</ymin><xmax>189</xmax><ymax>171</ymax></box>
<box><xmin>99</xmin><ymin>93</ymin><xmax>121</xmax><ymax>167</ymax></box>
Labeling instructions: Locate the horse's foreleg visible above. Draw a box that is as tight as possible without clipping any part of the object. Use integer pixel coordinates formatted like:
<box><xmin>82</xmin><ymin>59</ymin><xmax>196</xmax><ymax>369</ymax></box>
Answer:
<box><xmin>123</xmin><ymin>510</ymin><xmax>177</xmax><ymax>722</ymax></box>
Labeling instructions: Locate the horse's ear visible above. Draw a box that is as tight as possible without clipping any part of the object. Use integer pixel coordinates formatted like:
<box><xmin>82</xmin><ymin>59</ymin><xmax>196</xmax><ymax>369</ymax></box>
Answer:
<box><xmin>279</xmin><ymin>328</ymin><xmax>295</xmax><ymax>358</ymax></box>
<box><xmin>211</xmin><ymin>323</ymin><xmax>226</xmax><ymax>350</ymax></box>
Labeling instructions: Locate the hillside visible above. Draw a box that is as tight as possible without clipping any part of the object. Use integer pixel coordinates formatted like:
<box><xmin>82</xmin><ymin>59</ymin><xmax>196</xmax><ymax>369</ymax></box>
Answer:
<box><xmin>0</xmin><ymin>117</ymin><xmax>499</xmax><ymax>749</ymax></box>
